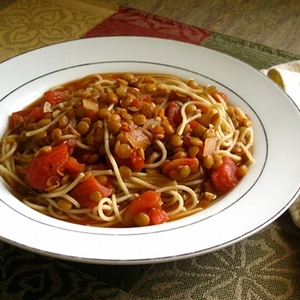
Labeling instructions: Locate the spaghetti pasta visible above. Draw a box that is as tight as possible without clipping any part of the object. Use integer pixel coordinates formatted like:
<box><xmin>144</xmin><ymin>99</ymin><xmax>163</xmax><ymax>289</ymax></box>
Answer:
<box><xmin>0</xmin><ymin>73</ymin><xmax>254</xmax><ymax>227</ymax></box>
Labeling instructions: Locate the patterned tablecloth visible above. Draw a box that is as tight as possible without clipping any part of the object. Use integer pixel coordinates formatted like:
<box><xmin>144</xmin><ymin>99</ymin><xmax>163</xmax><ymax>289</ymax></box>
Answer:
<box><xmin>1</xmin><ymin>1</ymin><xmax>300</xmax><ymax>299</ymax></box>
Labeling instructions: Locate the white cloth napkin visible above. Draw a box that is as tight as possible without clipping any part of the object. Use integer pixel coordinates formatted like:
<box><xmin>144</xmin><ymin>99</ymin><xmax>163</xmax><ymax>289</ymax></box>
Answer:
<box><xmin>261</xmin><ymin>61</ymin><xmax>300</xmax><ymax>228</ymax></box>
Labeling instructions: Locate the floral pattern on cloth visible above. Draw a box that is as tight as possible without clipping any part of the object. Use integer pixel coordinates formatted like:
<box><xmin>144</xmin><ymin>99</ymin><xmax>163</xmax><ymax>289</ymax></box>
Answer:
<box><xmin>82</xmin><ymin>6</ymin><xmax>211</xmax><ymax>44</ymax></box>
<box><xmin>0</xmin><ymin>0</ymin><xmax>300</xmax><ymax>299</ymax></box>
<box><xmin>0</xmin><ymin>0</ymin><xmax>117</xmax><ymax>62</ymax></box>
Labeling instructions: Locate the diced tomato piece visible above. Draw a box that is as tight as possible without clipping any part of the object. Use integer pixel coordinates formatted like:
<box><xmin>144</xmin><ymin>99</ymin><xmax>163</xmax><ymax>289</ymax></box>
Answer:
<box><xmin>128</xmin><ymin>148</ymin><xmax>145</xmax><ymax>171</ymax></box>
<box><xmin>85</xmin><ymin>108</ymin><xmax>99</xmax><ymax>123</ymax></box>
<box><xmin>127</xmin><ymin>96</ymin><xmax>152</xmax><ymax>111</ymax></box>
<box><xmin>123</xmin><ymin>190</ymin><xmax>167</xmax><ymax>226</ymax></box>
<box><xmin>10</xmin><ymin>107</ymin><xmax>45</xmax><ymax>128</ymax></box>
<box><xmin>43</xmin><ymin>90</ymin><xmax>68</xmax><ymax>105</ymax></box>
<box><xmin>130</xmin><ymin>98</ymin><xmax>142</xmax><ymax>110</ymax></box>
<box><xmin>147</xmin><ymin>207</ymin><xmax>169</xmax><ymax>225</ymax></box>
<box><xmin>10</xmin><ymin>110</ymin><xmax>30</xmax><ymax>128</ymax></box>
<box><xmin>28</xmin><ymin>107</ymin><xmax>45</xmax><ymax>120</ymax></box>
<box><xmin>182</xmin><ymin>130</ymin><xmax>192</xmax><ymax>149</ymax></box>
<box><xmin>212</xmin><ymin>92</ymin><xmax>228</xmax><ymax>103</ymax></box>
<box><xmin>166</xmin><ymin>101</ymin><xmax>182</xmax><ymax>127</ymax></box>
<box><xmin>162</xmin><ymin>157</ymin><xmax>199</xmax><ymax>176</ymax></box>
<box><xmin>60</xmin><ymin>139</ymin><xmax>76</xmax><ymax>155</ymax></box>
<box><xmin>120</xmin><ymin>124</ymin><xmax>131</xmax><ymax>132</ymax></box>
<box><xmin>25</xmin><ymin>144</ymin><xmax>69</xmax><ymax>190</ymax></box>
<box><xmin>69</xmin><ymin>176</ymin><xmax>113</xmax><ymax>208</ymax></box>
<box><xmin>188</xmin><ymin>120</ymin><xmax>201</xmax><ymax>130</ymax></box>
<box><xmin>211</xmin><ymin>156</ymin><xmax>239</xmax><ymax>193</ymax></box>
<box><xmin>140</xmin><ymin>95</ymin><xmax>152</xmax><ymax>103</ymax></box>
<box><xmin>64</xmin><ymin>157</ymin><xmax>85</xmax><ymax>176</ymax></box>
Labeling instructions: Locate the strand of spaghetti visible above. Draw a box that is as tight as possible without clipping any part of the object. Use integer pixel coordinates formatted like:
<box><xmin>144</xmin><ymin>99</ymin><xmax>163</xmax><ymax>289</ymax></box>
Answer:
<box><xmin>144</xmin><ymin>139</ymin><xmax>167</xmax><ymax>169</ymax></box>
<box><xmin>14</xmin><ymin>149</ymin><xmax>34</xmax><ymax>161</ymax></box>
<box><xmin>0</xmin><ymin>129</ymin><xmax>13</xmax><ymax>139</ymax></box>
<box><xmin>157</xmin><ymin>184</ymin><xmax>198</xmax><ymax>209</ymax></box>
<box><xmin>59</xmin><ymin>193</ymin><xmax>81</xmax><ymax>208</ymax></box>
<box><xmin>97</xmin><ymin>197</ymin><xmax>116</xmax><ymax>222</ymax></box>
<box><xmin>26</xmin><ymin>111</ymin><xmax>66</xmax><ymax>137</ymax></box>
<box><xmin>14</xmin><ymin>153</ymin><xmax>32</xmax><ymax>164</ymax></box>
<box><xmin>163</xmin><ymin>190</ymin><xmax>185</xmax><ymax>216</ymax></box>
<box><xmin>208</xmin><ymin>91</ymin><xmax>227</xmax><ymax>106</ymax></box>
<box><xmin>90</xmin><ymin>208</ymin><xmax>123</xmax><ymax>224</ymax></box>
<box><xmin>211</xmin><ymin>102</ymin><xmax>237</xmax><ymax>135</ymax></box>
<box><xmin>162</xmin><ymin>78</ymin><xmax>194</xmax><ymax>90</ymax></box>
<box><xmin>48</xmin><ymin>204</ymin><xmax>69</xmax><ymax>220</ymax></box>
<box><xmin>159</xmin><ymin>83</ymin><xmax>212</xmax><ymax>104</ymax></box>
<box><xmin>111</xmin><ymin>193</ymin><xmax>124</xmax><ymax>223</ymax></box>
<box><xmin>205</xmin><ymin>92</ymin><xmax>220</xmax><ymax>105</ymax></box>
<box><xmin>212</xmin><ymin>108</ymin><xmax>239</xmax><ymax>150</ymax></box>
<box><xmin>103</xmin><ymin>119</ymin><xmax>129</xmax><ymax>194</ymax></box>
<box><xmin>114</xmin><ymin>193</ymin><xmax>133</xmax><ymax>204</ymax></box>
<box><xmin>23</xmin><ymin>198</ymin><xmax>49</xmax><ymax>212</ymax></box>
<box><xmin>123</xmin><ymin>177</ymin><xmax>177</xmax><ymax>191</ymax></box>
<box><xmin>216</xmin><ymin>119</ymin><xmax>235</xmax><ymax>140</ymax></box>
<box><xmin>128</xmin><ymin>176</ymin><xmax>176</xmax><ymax>190</ymax></box>
<box><xmin>177</xmin><ymin>111</ymin><xmax>202</xmax><ymax>136</ymax></box>
<box><xmin>128</xmin><ymin>176</ymin><xmax>197</xmax><ymax>210</ymax></box>
<box><xmin>238</xmin><ymin>127</ymin><xmax>254</xmax><ymax>147</ymax></box>
<box><xmin>38</xmin><ymin>172</ymin><xmax>85</xmax><ymax>198</ymax></box>
<box><xmin>131</xmin><ymin>172</ymin><xmax>174</xmax><ymax>183</ymax></box>
<box><xmin>211</xmin><ymin>103</ymin><xmax>227</xmax><ymax>131</ymax></box>
<box><xmin>119</xmin><ymin>182</ymin><xmax>145</xmax><ymax>190</ymax></box>
<box><xmin>0</xmin><ymin>164</ymin><xmax>32</xmax><ymax>190</ymax></box>
<box><xmin>215</xmin><ymin>130</ymin><xmax>238</xmax><ymax>152</ymax></box>
<box><xmin>215</xmin><ymin>150</ymin><xmax>243</xmax><ymax>162</ymax></box>
<box><xmin>234</xmin><ymin>106</ymin><xmax>248</xmax><ymax>120</ymax></box>
<box><xmin>0</xmin><ymin>131</ymin><xmax>18</xmax><ymax>157</ymax></box>
<box><xmin>168</xmin><ymin>207</ymin><xmax>204</xmax><ymax>221</ymax></box>
<box><xmin>0</xmin><ymin>144</ymin><xmax>13</xmax><ymax>176</ymax></box>
<box><xmin>152</xmin><ymin>74</ymin><xmax>193</xmax><ymax>84</ymax></box>
<box><xmin>0</xmin><ymin>139</ymin><xmax>9</xmax><ymax>157</ymax></box>
<box><xmin>65</xmin><ymin>74</ymin><xmax>103</xmax><ymax>89</ymax></box>
<box><xmin>157</xmin><ymin>77</ymin><xmax>205</xmax><ymax>95</ymax></box>
<box><xmin>237</xmin><ymin>142</ymin><xmax>255</xmax><ymax>164</ymax></box>
<box><xmin>43</xmin><ymin>197</ymin><xmax>91</xmax><ymax>214</ymax></box>
<box><xmin>60</xmin><ymin>207</ymin><xmax>92</xmax><ymax>214</ymax></box>
<box><xmin>43</xmin><ymin>176</ymin><xmax>82</xmax><ymax>194</ymax></box>
<box><xmin>177</xmin><ymin>179</ymin><xmax>203</xmax><ymax>187</ymax></box>
<box><xmin>161</xmin><ymin>191</ymin><xmax>181</xmax><ymax>207</ymax></box>
<box><xmin>51</xmin><ymin>134</ymin><xmax>81</xmax><ymax>145</ymax></box>
<box><xmin>74</xmin><ymin>139</ymin><xmax>96</xmax><ymax>151</ymax></box>
<box><xmin>95</xmin><ymin>79</ymin><xmax>115</xmax><ymax>86</ymax></box>
<box><xmin>89</xmin><ymin>169</ymin><xmax>115</xmax><ymax>177</ymax></box>
<box><xmin>5</xmin><ymin>154</ymin><xmax>16</xmax><ymax>175</ymax></box>
<box><xmin>2</xmin><ymin>135</ymin><xmax>19</xmax><ymax>147</ymax></box>
<box><xmin>176</xmin><ymin>100</ymin><xmax>202</xmax><ymax>136</ymax></box>
<box><xmin>86</xmin><ymin>211</ymin><xmax>105</xmax><ymax>221</ymax></box>
<box><xmin>211</xmin><ymin>105</ymin><xmax>232</xmax><ymax>136</ymax></box>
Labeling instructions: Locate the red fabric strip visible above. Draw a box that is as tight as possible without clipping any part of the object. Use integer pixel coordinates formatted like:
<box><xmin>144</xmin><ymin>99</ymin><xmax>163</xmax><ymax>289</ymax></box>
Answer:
<box><xmin>83</xmin><ymin>6</ymin><xmax>211</xmax><ymax>45</ymax></box>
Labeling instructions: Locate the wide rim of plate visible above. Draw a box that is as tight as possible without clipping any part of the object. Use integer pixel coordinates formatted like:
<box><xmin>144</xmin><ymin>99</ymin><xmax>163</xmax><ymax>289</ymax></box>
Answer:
<box><xmin>0</xmin><ymin>36</ymin><xmax>300</xmax><ymax>264</ymax></box>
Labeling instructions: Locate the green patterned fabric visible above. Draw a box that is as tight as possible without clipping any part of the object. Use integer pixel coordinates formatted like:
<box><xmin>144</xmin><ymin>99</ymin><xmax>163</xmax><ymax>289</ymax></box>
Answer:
<box><xmin>203</xmin><ymin>32</ymin><xmax>300</xmax><ymax>70</ymax></box>
<box><xmin>1</xmin><ymin>212</ymin><xmax>300</xmax><ymax>299</ymax></box>
<box><xmin>1</xmin><ymin>2</ymin><xmax>300</xmax><ymax>300</ymax></box>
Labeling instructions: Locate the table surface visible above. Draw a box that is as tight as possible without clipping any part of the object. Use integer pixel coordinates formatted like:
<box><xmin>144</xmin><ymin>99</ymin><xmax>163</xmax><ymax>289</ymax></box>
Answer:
<box><xmin>0</xmin><ymin>1</ymin><xmax>300</xmax><ymax>299</ymax></box>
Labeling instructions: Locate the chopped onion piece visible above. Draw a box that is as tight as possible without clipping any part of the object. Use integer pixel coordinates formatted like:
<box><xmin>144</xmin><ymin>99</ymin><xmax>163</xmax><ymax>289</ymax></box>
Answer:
<box><xmin>203</xmin><ymin>137</ymin><xmax>217</xmax><ymax>156</ymax></box>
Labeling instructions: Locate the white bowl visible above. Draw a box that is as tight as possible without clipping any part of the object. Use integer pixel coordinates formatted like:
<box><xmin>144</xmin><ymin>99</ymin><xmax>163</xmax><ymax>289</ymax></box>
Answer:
<box><xmin>0</xmin><ymin>37</ymin><xmax>299</xmax><ymax>264</ymax></box>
